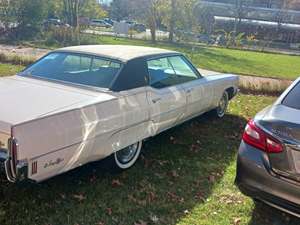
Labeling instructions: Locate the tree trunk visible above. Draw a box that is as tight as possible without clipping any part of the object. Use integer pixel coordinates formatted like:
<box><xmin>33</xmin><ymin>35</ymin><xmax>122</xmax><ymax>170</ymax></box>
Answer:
<box><xmin>168</xmin><ymin>0</ymin><xmax>176</xmax><ymax>42</ymax></box>
<box><xmin>149</xmin><ymin>0</ymin><xmax>157</xmax><ymax>43</ymax></box>
<box><xmin>63</xmin><ymin>0</ymin><xmax>79</xmax><ymax>27</ymax></box>
<box><xmin>150</xmin><ymin>19</ymin><xmax>156</xmax><ymax>43</ymax></box>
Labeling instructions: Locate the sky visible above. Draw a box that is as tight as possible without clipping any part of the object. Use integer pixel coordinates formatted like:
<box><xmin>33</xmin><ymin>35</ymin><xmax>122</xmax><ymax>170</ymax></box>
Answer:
<box><xmin>99</xmin><ymin>0</ymin><xmax>112</xmax><ymax>5</ymax></box>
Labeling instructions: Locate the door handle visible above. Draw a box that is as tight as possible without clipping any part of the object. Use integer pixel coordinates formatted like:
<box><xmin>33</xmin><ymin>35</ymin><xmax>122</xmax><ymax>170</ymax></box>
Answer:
<box><xmin>152</xmin><ymin>98</ymin><xmax>161</xmax><ymax>103</ymax></box>
<box><xmin>186</xmin><ymin>88</ymin><xmax>194</xmax><ymax>94</ymax></box>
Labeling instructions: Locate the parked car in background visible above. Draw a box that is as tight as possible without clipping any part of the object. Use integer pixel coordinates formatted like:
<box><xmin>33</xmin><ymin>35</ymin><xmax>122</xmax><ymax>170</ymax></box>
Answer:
<box><xmin>121</xmin><ymin>21</ymin><xmax>146</xmax><ymax>32</ymax></box>
<box><xmin>133</xmin><ymin>23</ymin><xmax>146</xmax><ymax>33</ymax></box>
<box><xmin>43</xmin><ymin>18</ymin><xmax>69</xmax><ymax>28</ymax></box>
<box><xmin>103</xmin><ymin>18</ymin><xmax>115</xmax><ymax>26</ymax></box>
<box><xmin>236</xmin><ymin>78</ymin><xmax>300</xmax><ymax>218</ymax></box>
<box><xmin>90</xmin><ymin>19</ymin><xmax>112</xmax><ymax>28</ymax></box>
<box><xmin>0</xmin><ymin>45</ymin><xmax>238</xmax><ymax>183</ymax></box>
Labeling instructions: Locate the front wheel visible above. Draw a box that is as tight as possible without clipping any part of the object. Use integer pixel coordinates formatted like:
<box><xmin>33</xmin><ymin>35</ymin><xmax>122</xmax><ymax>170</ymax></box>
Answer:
<box><xmin>211</xmin><ymin>91</ymin><xmax>229</xmax><ymax>118</ymax></box>
<box><xmin>108</xmin><ymin>141</ymin><xmax>142</xmax><ymax>171</ymax></box>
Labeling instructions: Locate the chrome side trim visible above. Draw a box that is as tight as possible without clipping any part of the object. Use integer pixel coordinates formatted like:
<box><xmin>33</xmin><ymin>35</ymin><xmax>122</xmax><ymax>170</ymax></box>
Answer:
<box><xmin>260</xmin><ymin>199</ymin><xmax>300</xmax><ymax>218</ymax></box>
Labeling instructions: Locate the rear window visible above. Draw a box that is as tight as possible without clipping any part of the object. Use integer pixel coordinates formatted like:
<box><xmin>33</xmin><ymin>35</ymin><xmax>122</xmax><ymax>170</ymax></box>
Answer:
<box><xmin>282</xmin><ymin>81</ymin><xmax>300</xmax><ymax>109</ymax></box>
<box><xmin>21</xmin><ymin>52</ymin><xmax>122</xmax><ymax>89</ymax></box>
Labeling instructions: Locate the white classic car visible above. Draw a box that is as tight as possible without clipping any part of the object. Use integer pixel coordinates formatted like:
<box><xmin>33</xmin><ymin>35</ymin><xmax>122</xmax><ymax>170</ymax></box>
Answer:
<box><xmin>0</xmin><ymin>45</ymin><xmax>239</xmax><ymax>183</ymax></box>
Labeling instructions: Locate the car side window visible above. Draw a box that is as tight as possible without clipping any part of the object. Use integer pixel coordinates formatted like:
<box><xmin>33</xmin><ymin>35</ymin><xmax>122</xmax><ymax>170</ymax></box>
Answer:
<box><xmin>147</xmin><ymin>57</ymin><xmax>176</xmax><ymax>88</ymax></box>
<box><xmin>168</xmin><ymin>56</ymin><xmax>199</xmax><ymax>79</ymax></box>
<box><xmin>147</xmin><ymin>55</ymin><xmax>199</xmax><ymax>89</ymax></box>
<box><xmin>63</xmin><ymin>55</ymin><xmax>91</xmax><ymax>73</ymax></box>
<box><xmin>92</xmin><ymin>58</ymin><xmax>121</xmax><ymax>71</ymax></box>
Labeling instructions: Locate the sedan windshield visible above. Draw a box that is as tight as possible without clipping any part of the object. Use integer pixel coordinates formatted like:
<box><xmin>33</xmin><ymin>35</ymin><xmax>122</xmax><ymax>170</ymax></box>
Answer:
<box><xmin>21</xmin><ymin>52</ymin><xmax>122</xmax><ymax>89</ymax></box>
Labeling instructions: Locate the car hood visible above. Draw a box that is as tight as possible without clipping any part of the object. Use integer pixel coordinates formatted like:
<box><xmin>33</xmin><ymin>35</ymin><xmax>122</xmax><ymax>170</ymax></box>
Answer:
<box><xmin>0</xmin><ymin>76</ymin><xmax>115</xmax><ymax>128</ymax></box>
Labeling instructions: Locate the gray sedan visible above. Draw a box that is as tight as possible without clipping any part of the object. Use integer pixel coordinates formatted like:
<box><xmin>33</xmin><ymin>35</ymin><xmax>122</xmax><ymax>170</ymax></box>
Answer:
<box><xmin>236</xmin><ymin>77</ymin><xmax>300</xmax><ymax>218</ymax></box>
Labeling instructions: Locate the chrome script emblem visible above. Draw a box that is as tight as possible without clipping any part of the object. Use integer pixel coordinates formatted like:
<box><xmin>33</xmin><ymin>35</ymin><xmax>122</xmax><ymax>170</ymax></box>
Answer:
<box><xmin>44</xmin><ymin>158</ymin><xmax>64</xmax><ymax>169</ymax></box>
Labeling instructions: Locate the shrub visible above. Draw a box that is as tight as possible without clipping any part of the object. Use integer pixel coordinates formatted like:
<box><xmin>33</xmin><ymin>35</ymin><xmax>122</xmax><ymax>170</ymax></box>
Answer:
<box><xmin>239</xmin><ymin>76</ymin><xmax>292</xmax><ymax>96</ymax></box>
<box><xmin>0</xmin><ymin>53</ymin><xmax>36</xmax><ymax>66</ymax></box>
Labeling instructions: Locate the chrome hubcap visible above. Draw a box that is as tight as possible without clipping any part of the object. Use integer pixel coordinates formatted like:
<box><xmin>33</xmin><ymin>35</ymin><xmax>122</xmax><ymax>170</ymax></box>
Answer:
<box><xmin>116</xmin><ymin>143</ymin><xmax>139</xmax><ymax>164</ymax></box>
<box><xmin>217</xmin><ymin>93</ymin><xmax>228</xmax><ymax>116</ymax></box>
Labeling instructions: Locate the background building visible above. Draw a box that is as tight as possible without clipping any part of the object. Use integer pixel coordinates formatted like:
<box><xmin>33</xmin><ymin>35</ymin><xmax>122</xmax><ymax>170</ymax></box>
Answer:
<box><xmin>197</xmin><ymin>0</ymin><xmax>300</xmax><ymax>43</ymax></box>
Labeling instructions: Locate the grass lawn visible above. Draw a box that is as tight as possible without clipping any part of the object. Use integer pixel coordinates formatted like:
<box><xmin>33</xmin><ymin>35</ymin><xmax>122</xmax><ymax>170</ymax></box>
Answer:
<box><xmin>5</xmin><ymin>35</ymin><xmax>300</xmax><ymax>80</ymax></box>
<box><xmin>1</xmin><ymin>94</ymin><xmax>299</xmax><ymax>225</ymax></box>
<box><xmin>0</xmin><ymin>63</ymin><xmax>24</xmax><ymax>77</ymax></box>
<box><xmin>89</xmin><ymin>36</ymin><xmax>300</xmax><ymax>80</ymax></box>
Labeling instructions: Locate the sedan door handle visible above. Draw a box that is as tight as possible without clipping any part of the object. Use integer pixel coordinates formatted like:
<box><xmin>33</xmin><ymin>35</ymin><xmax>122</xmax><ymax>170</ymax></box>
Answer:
<box><xmin>152</xmin><ymin>98</ymin><xmax>161</xmax><ymax>103</ymax></box>
<box><xmin>186</xmin><ymin>88</ymin><xmax>194</xmax><ymax>94</ymax></box>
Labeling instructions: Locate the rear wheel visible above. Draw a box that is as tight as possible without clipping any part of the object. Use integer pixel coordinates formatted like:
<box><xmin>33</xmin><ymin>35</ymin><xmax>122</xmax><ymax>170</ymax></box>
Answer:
<box><xmin>212</xmin><ymin>91</ymin><xmax>229</xmax><ymax>118</ymax></box>
<box><xmin>110</xmin><ymin>141</ymin><xmax>142</xmax><ymax>171</ymax></box>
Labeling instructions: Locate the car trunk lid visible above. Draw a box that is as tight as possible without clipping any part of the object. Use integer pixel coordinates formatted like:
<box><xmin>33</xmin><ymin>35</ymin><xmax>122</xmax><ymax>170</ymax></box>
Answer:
<box><xmin>0</xmin><ymin>75</ymin><xmax>115</xmax><ymax>125</ymax></box>
<box><xmin>258</xmin><ymin>104</ymin><xmax>300</xmax><ymax>183</ymax></box>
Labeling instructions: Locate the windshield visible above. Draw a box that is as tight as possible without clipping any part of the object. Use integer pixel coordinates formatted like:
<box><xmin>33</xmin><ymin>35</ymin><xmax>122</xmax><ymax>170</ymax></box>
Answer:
<box><xmin>21</xmin><ymin>52</ymin><xmax>122</xmax><ymax>89</ymax></box>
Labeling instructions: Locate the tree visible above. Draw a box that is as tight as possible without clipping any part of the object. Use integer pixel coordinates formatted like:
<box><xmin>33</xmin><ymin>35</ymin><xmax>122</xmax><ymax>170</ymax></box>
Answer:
<box><xmin>233</xmin><ymin>0</ymin><xmax>253</xmax><ymax>35</ymax></box>
<box><xmin>63</xmin><ymin>0</ymin><xmax>107</xmax><ymax>26</ymax></box>
<box><xmin>46</xmin><ymin>0</ymin><xmax>64</xmax><ymax>19</ymax></box>
<box><xmin>0</xmin><ymin>0</ymin><xmax>47</xmax><ymax>38</ymax></box>
<box><xmin>162</xmin><ymin>0</ymin><xmax>198</xmax><ymax>42</ymax></box>
<box><xmin>109</xmin><ymin>0</ymin><xmax>198</xmax><ymax>43</ymax></box>
<box><xmin>109</xmin><ymin>0</ymin><xmax>130</xmax><ymax>21</ymax></box>
<box><xmin>147</xmin><ymin>0</ymin><xmax>161</xmax><ymax>42</ymax></box>
<box><xmin>80</xmin><ymin>0</ymin><xmax>107</xmax><ymax>19</ymax></box>
<box><xmin>125</xmin><ymin>0</ymin><xmax>163</xmax><ymax>43</ymax></box>
<box><xmin>194</xmin><ymin>2</ymin><xmax>215</xmax><ymax>35</ymax></box>
<box><xmin>63</xmin><ymin>0</ymin><xmax>80</xmax><ymax>27</ymax></box>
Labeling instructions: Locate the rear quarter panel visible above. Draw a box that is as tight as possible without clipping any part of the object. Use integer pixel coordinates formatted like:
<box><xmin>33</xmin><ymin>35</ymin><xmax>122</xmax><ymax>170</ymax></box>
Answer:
<box><xmin>13</xmin><ymin>88</ymin><xmax>150</xmax><ymax>182</ymax></box>
<box><xmin>205</xmin><ymin>74</ymin><xmax>239</xmax><ymax>107</ymax></box>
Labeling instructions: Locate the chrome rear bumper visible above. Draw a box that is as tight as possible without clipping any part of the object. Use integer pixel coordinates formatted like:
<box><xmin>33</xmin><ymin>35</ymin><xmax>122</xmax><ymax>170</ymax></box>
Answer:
<box><xmin>0</xmin><ymin>147</ymin><xmax>28</xmax><ymax>182</ymax></box>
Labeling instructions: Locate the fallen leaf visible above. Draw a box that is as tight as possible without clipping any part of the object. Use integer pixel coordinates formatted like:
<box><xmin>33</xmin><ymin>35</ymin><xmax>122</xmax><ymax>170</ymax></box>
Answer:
<box><xmin>134</xmin><ymin>220</ymin><xmax>147</xmax><ymax>225</ymax></box>
<box><xmin>90</xmin><ymin>175</ymin><xmax>97</xmax><ymax>183</ymax></box>
<box><xmin>73</xmin><ymin>194</ymin><xmax>86</xmax><ymax>202</ymax></box>
<box><xmin>106</xmin><ymin>207</ymin><xmax>113</xmax><ymax>216</ymax></box>
<box><xmin>208</xmin><ymin>175</ymin><xmax>215</xmax><ymax>183</ymax></box>
<box><xmin>60</xmin><ymin>194</ymin><xmax>66</xmax><ymax>199</ymax></box>
<box><xmin>128</xmin><ymin>195</ymin><xmax>147</xmax><ymax>206</ymax></box>
<box><xmin>147</xmin><ymin>191</ymin><xmax>156</xmax><ymax>202</ymax></box>
<box><xmin>111</xmin><ymin>179</ymin><xmax>122</xmax><ymax>187</ymax></box>
<box><xmin>169</xmin><ymin>170</ymin><xmax>179</xmax><ymax>178</ymax></box>
<box><xmin>167</xmin><ymin>191</ymin><xmax>184</xmax><ymax>203</ymax></box>
<box><xmin>233</xmin><ymin>218</ymin><xmax>241</xmax><ymax>225</ymax></box>
<box><xmin>149</xmin><ymin>214</ymin><xmax>159</xmax><ymax>223</ymax></box>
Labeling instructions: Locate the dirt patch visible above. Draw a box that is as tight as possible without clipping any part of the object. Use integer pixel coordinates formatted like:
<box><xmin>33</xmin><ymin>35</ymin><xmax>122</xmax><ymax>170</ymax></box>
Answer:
<box><xmin>198</xmin><ymin>69</ymin><xmax>293</xmax><ymax>96</ymax></box>
<box><xmin>239</xmin><ymin>75</ymin><xmax>293</xmax><ymax>96</ymax></box>
<box><xmin>0</xmin><ymin>44</ymin><xmax>48</xmax><ymax>59</ymax></box>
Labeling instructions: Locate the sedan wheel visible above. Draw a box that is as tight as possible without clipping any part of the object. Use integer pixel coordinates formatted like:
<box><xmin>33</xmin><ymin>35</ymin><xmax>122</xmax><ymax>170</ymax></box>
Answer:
<box><xmin>114</xmin><ymin>141</ymin><xmax>142</xmax><ymax>170</ymax></box>
<box><xmin>215</xmin><ymin>91</ymin><xmax>229</xmax><ymax>118</ymax></box>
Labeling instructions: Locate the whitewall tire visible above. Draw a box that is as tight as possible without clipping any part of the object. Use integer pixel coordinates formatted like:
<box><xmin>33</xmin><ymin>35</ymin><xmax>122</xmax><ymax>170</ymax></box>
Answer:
<box><xmin>213</xmin><ymin>91</ymin><xmax>229</xmax><ymax>118</ymax></box>
<box><xmin>113</xmin><ymin>141</ymin><xmax>142</xmax><ymax>170</ymax></box>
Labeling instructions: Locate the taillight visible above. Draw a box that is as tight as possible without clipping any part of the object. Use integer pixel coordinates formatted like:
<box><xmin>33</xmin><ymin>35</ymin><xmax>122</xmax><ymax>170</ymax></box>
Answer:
<box><xmin>8</xmin><ymin>138</ymin><xmax>18</xmax><ymax>177</ymax></box>
<box><xmin>10</xmin><ymin>128</ymin><xmax>18</xmax><ymax>177</ymax></box>
<box><xmin>242</xmin><ymin>120</ymin><xmax>283</xmax><ymax>153</ymax></box>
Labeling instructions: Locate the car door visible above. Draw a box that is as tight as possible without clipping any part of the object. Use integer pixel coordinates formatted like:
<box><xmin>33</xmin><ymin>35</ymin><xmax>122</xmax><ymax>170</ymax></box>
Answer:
<box><xmin>168</xmin><ymin>56</ymin><xmax>214</xmax><ymax>119</ymax></box>
<box><xmin>146</xmin><ymin>56</ymin><xmax>186</xmax><ymax>135</ymax></box>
